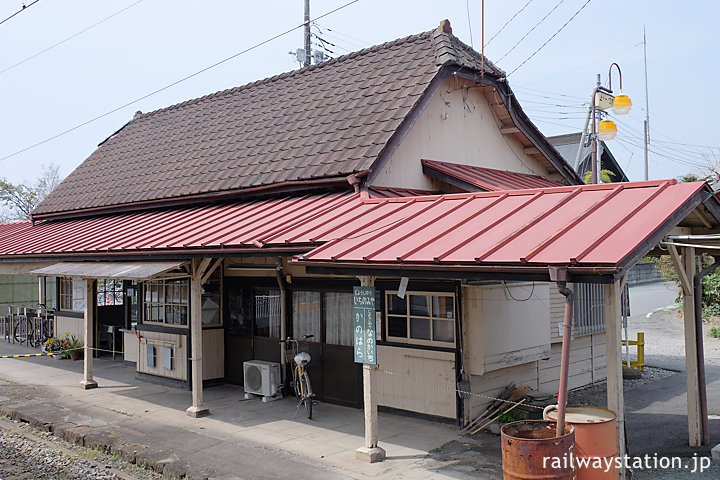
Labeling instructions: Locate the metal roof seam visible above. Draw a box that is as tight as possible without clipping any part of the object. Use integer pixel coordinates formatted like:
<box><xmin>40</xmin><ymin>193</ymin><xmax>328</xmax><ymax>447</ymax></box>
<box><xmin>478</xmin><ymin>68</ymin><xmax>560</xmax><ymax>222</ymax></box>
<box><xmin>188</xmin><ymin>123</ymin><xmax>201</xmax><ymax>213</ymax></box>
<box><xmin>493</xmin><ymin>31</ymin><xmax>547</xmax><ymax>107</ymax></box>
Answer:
<box><xmin>570</xmin><ymin>180</ymin><xmax>673</xmax><ymax>264</ymax></box>
<box><xmin>278</xmin><ymin>194</ymin><xmax>363</xmax><ymax>244</ymax></box>
<box><xmin>361</xmin><ymin>197</ymin><xmax>448</xmax><ymax>261</ymax></box>
<box><xmin>329</xmin><ymin>199</ymin><xmax>419</xmax><ymax>260</ymax></box>
<box><xmin>306</xmin><ymin>199</ymin><xmax>390</xmax><ymax>246</ymax></box>
<box><xmin>435</xmin><ymin>192</ymin><xmax>544</xmax><ymax>262</ymax></box>
<box><xmin>257</xmin><ymin>193</ymin><xmax>358</xmax><ymax>244</ymax></box>
<box><xmin>520</xmin><ymin>184</ymin><xmax>626</xmax><ymax>263</ymax></box>
<box><xmin>398</xmin><ymin>193</ymin><xmax>508</xmax><ymax>261</ymax></box>
<box><xmin>474</xmin><ymin>188</ymin><xmax>583</xmax><ymax>263</ymax></box>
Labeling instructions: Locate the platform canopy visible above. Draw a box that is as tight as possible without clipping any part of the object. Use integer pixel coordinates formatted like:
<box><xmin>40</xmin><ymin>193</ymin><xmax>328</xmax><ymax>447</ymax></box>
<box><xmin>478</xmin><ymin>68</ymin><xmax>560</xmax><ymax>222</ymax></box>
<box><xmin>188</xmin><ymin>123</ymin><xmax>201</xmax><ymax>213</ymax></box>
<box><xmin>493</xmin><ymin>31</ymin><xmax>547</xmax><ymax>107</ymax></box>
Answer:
<box><xmin>30</xmin><ymin>262</ymin><xmax>182</xmax><ymax>280</ymax></box>
<box><xmin>296</xmin><ymin>180</ymin><xmax>720</xmax><ymax>282</ymax></box>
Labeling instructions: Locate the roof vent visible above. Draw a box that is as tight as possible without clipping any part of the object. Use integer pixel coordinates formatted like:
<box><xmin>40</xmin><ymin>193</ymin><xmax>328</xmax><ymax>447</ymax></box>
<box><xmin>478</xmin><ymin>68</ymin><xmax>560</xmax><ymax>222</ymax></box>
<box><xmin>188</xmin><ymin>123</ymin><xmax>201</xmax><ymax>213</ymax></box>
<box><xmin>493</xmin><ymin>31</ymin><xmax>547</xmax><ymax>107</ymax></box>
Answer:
<box><xmin>134</xmin><ymin>110</ymin><xmax>143</xmax><ymax>119</ymax></box>
<box><xmin>439</xmin><ymin>19</ymin><xmax>452</xmax><ymax>35</ymax></box>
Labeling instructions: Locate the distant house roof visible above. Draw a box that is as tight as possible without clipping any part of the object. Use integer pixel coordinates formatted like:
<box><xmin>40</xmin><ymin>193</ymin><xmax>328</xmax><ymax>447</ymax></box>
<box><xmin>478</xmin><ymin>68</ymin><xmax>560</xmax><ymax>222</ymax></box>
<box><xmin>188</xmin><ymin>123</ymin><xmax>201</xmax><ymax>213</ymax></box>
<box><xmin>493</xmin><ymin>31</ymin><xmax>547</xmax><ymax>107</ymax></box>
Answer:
<box><xmin>421</xmin><ymin>159</ymin><xmax>561</xmax><ymax>191</ymax></box>
<box><xmin>34</xmin><ymin>21</ymin><xmax>580</xmax><ymax>220</ymax></box>
<box><xmin>548</xmin><ymin>132</ymin><xmax>630</xmax><ymax>182</ymax></box>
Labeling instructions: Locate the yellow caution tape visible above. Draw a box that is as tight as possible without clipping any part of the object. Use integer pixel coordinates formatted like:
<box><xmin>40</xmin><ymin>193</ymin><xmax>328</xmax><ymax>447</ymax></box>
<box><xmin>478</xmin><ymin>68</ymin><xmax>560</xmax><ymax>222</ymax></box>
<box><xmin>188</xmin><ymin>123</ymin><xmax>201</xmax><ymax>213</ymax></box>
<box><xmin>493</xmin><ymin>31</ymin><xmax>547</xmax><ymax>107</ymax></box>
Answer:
<box><xmin>0</xmin><ymin>353</ymin><xmax>54</xmax><ymax>358</ymax></box>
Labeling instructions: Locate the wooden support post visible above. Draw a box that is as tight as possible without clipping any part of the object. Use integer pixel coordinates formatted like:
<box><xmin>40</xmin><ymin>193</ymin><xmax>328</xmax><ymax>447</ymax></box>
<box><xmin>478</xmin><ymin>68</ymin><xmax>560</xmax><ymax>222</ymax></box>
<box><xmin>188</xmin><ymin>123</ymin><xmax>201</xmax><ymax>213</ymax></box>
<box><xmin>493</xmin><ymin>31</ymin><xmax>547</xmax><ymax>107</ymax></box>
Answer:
<box><xmin>186</xmin><ymin>258</ymin><xmax>211</xmax><ymax>418</ymax></box>
<box><xmin>681</xmin><ymin>247</ymin><xmax>702</xmax><ymax>446</ymax></box>
<box><xmin>356</xmin><ymin>275</ymin><xmax>385</xmax><ymax>463</ymax></box>
<box><xmin>605</xmin><ymin>280</ymin><xmax>626</xmax><ymax>479</ymax></box>
<box><xmin>37</xmin><ymin>277</ymin><xmax>45</xmax><ymax>310</ymax></box>
<box><xmin>80</xmin><ymin>278</ymin><xmax>98</xmax><ymax>390</ymax></box>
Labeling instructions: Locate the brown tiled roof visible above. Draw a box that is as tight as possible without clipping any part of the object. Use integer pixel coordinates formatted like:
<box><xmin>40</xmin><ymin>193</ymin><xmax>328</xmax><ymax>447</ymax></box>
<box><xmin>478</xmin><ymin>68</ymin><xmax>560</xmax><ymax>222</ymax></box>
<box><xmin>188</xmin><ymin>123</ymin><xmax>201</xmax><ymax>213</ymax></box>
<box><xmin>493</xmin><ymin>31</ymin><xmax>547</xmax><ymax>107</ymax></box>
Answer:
<box><xmin>34</xmin><ymin>24</ymin><xmax>504</xmax><ymax>217</ymax></box>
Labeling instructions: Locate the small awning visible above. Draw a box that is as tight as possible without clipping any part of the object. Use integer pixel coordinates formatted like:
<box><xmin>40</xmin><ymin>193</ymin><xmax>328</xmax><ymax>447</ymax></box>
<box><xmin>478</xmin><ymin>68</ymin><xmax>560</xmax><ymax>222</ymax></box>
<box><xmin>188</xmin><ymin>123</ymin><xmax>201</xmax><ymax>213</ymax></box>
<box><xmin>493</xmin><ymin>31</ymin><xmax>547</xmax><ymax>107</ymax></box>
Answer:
<box><xmin>422</xmin><ymin>159</ymin><xmax>562</xmax><ymax>192</ymax></box>
<box><xmin>30</xmin><ymin>262</ymin><xmax>183</xmax><ymax>280</ymax></box>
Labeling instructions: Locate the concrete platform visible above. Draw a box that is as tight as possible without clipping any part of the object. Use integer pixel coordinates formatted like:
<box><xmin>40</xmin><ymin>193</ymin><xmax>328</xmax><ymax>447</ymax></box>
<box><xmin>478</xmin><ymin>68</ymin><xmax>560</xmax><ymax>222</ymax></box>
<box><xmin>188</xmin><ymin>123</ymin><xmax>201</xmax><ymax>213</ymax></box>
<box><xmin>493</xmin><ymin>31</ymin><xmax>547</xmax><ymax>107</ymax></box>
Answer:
<box><xmin>0</xmin><ymin>341</ymin><xmax>487</xmax><ymax>480</ymax></box>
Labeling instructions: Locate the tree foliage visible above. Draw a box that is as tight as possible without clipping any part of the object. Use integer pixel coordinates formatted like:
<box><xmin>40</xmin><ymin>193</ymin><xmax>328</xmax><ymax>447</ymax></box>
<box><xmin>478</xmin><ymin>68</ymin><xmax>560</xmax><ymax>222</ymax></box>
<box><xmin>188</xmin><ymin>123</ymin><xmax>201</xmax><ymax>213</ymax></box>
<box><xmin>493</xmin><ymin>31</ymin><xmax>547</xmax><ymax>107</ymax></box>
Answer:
<box><xmin>0</xmin><ymin>164</ymin><xmax>62</xmax><ymax>221</ymax></box>
<box><xmin>582</xmin><ymin>169</ymin><xmax>616</xmax><ymax>184</ymax></box>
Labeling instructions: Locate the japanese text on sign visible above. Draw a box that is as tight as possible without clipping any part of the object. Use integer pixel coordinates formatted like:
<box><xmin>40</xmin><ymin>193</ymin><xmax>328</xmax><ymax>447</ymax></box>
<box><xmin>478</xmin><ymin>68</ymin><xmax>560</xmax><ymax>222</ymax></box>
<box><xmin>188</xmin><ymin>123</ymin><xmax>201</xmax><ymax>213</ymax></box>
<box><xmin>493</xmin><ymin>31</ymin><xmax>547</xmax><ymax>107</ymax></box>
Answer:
<box><xmin>353</xmin><ymin>286</ymin><xmax>376</xmax><ymax>365</ymax></box>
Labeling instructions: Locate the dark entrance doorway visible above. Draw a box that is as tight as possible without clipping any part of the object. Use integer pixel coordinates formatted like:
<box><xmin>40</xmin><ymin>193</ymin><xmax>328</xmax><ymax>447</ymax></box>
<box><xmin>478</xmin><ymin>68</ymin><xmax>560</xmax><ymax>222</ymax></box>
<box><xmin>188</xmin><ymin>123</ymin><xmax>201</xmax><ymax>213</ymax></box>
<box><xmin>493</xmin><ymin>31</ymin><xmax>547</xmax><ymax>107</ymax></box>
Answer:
<box><xmin>224</xmin><ymin>278</ymin><xmax>361</xmax><ymax>407</ymax></box>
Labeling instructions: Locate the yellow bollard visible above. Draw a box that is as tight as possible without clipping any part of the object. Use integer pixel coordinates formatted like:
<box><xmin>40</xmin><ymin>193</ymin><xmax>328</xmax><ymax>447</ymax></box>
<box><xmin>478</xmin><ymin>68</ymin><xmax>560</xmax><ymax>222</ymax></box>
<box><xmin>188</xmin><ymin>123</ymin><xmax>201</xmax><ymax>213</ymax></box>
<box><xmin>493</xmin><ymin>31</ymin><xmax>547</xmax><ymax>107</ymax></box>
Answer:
<box><xmin>622</xmin><ymin>332</ymin><xmax>645</xmax><ymax>372</ymax></box>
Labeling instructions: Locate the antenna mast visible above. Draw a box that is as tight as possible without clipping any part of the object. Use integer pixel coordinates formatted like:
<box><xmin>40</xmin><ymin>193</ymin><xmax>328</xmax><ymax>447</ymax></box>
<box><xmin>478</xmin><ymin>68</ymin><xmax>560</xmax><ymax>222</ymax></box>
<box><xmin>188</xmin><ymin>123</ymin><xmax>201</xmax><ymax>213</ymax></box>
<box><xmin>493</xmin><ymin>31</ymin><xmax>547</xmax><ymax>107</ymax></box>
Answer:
<box><xmin>304</xmin><ymin>0</ymin><xmax>311</xmax><ymax>67</ymax></box>
<box><xmin>643</xmin><ymin>27</ymin><xmax>650</xmax><ymax>180</ymax></box>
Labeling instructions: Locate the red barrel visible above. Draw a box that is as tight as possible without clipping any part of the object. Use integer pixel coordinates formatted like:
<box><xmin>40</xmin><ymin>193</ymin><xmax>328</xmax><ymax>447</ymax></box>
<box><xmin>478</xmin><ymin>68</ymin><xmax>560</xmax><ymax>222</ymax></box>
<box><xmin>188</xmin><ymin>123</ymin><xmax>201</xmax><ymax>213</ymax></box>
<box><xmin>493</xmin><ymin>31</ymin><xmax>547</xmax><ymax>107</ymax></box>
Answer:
<box><xmin>501</xmin><ymin>420</ymin><xmax>575</xmax><ymax>479</ymax></box>
<box><xmin>545</xmin><ymin>406</ymin><xmax>618</xmax><ymax>479</ymax></box>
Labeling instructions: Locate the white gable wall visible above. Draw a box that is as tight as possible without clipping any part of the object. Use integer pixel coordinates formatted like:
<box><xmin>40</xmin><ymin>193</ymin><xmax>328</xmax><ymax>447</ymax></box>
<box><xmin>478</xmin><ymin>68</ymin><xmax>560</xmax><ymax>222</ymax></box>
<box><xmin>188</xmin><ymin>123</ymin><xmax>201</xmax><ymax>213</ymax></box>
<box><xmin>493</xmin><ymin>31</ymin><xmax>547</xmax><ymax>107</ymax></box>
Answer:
<box><xmin>370</xmin><ymin>77</ymin><xmax>558</xmax><ymax>190</ymax></box>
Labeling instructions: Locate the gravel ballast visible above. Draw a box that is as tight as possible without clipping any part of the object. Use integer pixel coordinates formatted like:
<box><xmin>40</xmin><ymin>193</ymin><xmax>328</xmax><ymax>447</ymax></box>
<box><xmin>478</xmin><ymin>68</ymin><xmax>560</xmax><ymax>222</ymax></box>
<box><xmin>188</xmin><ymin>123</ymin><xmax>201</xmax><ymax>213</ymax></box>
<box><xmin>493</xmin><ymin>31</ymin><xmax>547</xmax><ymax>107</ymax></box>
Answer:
<box><xmin>0</xmin><ymin>417</ymin><xmax>160</xmax><ymax>480</ymax></box>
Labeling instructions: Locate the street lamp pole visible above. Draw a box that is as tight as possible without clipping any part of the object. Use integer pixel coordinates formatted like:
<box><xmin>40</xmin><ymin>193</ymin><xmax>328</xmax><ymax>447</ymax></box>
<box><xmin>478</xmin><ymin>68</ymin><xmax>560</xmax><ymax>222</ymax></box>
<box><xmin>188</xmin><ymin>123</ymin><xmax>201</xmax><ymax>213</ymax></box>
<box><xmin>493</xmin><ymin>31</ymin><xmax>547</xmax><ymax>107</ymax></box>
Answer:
<box><xmin>589</xmin><ymin>63</ymin><xmax>630</xmax><ymax>184</ymax></box>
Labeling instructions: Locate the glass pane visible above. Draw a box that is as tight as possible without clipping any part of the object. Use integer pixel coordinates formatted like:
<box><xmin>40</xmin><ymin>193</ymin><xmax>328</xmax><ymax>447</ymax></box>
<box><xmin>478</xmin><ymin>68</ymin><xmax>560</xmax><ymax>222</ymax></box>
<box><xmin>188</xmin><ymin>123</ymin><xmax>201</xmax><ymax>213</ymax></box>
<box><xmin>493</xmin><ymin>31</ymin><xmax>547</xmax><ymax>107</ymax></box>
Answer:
<box><xmin>227</xmin><ymin>287</ymin><xmax>252</xmax><ymax>335</ymax></box>
<box><xmin>409</xmin><ymin>295</ymin><xmax>430</xmax><ymax>316</ymax></box>
<box><xmin>324</xmin><ymin>292</ymin><xmax>353</xmax><ymax>346</ymax></box>
<box><xmin>432</xmin><ymin>296</ymin><xmax>454</xmax><ymax>319</ymax></box>
<box><xmin>433</xmin><ymin>319</ymin><xmax>455</xmax><ymax>343</ymax></box>
<box><xmin>178</xmin><ymin>305</ymin><xmax>188</xmax><ymax>325</ymax></box>
<box><xmin>201</xmin><ymin>294</ymin><xmax>221</xmax><ymax>325</ymax></box>
<box><xmin>386</xmin><ymin>294</ymin><xmax>406</xmax><ymax>315</ymax></box>
<box><xmin>292</xmin><ymin>291</ymin><xmax>321</xmax><ymax>340</ymax></box>
<box><xmin>410</xmin><ymin>317</ymin><xmax>430</xmax><ymax>340</ymax></box>
<box><xmin>254</xmin><ymin>288</ymin><xmax>281</xmax><ymax>337</ymax></box>
<box><xmin>179</xmin><ymin>282</ymin><xmax>188</xmax><ymax>304</ymax></box>
<box><xmin>387</xmin><ymin>316</ymin><xmax>407</xmax><ymax>338</ymax></box>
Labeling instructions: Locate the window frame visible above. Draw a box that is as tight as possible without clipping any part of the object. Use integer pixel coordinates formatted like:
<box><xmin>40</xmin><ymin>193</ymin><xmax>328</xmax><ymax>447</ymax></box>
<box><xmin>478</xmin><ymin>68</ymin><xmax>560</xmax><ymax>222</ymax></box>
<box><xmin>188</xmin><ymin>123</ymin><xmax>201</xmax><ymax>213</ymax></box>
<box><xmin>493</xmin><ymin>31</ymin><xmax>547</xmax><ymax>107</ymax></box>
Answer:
<box><xmin>384</xmin><ymin>290</ymin><xmax>457</xmax><ymax>347</ymax></box>
<box><xmin>58</xmin><ymin>277</ymin><xmax>86</xmax><ymax>313</ymax></box>
<box><xmin>142</xmin><ymin>278</ymin><xmax>190</xmax><ymax>327</ymax></box>
<box><xmin>96</xmin><ymin>279</ymin><xmax>125</xmax><ymax>307</ymax></box>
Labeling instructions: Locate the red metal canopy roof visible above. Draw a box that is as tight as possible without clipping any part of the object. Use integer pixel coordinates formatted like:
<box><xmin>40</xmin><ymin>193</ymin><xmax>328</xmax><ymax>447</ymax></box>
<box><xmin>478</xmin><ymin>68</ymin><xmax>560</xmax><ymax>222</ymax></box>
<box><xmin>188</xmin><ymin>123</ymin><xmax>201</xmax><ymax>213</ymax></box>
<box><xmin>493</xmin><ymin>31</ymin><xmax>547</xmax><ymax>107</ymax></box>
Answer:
<box><xmin>298</xmin><ymin>181</ymin><xmax>716</xmax><ymax>271</ymax></box>
<box><xmin>421</xmin><ymin>159</ymin><xmax>563</xmax><ymax>191</ymax></box>
<box><xmin>0</xmin><ymin>182</ymin><xmax>715</xmax><ymax>279</ymax></box>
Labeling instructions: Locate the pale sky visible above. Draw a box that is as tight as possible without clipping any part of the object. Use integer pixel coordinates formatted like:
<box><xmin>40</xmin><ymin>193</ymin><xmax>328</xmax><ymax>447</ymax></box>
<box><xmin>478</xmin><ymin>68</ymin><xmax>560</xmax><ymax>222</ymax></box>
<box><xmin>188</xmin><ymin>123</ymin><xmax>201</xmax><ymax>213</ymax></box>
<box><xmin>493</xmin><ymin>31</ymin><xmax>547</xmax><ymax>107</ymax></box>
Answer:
<box><xmin>0</xmin><ymin>0</ymin><xmax>717</xmax><ymax>186</ymax></box>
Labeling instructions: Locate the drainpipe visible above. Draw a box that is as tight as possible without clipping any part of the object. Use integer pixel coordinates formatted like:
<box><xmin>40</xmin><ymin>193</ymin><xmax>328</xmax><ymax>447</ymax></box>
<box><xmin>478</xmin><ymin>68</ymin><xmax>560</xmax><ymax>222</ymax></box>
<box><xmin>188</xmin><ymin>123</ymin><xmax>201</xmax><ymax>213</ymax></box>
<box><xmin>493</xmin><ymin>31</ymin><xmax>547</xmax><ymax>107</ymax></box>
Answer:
<box><xmin>693</xmin><ymin>256</ymin><xmax>720</xmax><ymax>446</ymax></box>
<box><xmin>549</xmin><ymin>267</ymin><xmax>574</xmax><ymax>437</ymax></box>
<box><xmin>276</xmin><ymin>261</ymin><xmax>287</xmax><ymax>383</ymax></box>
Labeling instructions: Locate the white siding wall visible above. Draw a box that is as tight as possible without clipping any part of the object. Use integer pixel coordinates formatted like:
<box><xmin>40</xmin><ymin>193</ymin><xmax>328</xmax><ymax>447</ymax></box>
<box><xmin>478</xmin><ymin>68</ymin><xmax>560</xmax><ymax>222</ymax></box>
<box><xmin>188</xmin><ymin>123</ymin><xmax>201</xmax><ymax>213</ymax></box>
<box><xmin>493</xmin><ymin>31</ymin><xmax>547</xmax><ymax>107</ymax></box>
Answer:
<box><xmin>370</xmin><ymin>77</ymin><xmax>559</xmax><ymax>190</ymax></box>
<box><xmin>462</xmin><ymin>283</ymin><xmax>607</xmax><ymax>422</ymax></box>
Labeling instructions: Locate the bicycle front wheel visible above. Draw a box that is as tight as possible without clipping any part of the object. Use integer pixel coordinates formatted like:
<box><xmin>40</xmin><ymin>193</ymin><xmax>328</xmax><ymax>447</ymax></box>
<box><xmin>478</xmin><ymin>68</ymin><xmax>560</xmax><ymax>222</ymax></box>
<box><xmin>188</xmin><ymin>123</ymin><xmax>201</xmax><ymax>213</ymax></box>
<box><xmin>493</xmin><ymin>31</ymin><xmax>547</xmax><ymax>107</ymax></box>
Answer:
<box><xmin>300</xmin><ymin>373</ymin><xmax>313</xmax><ymax>419</ymax></box>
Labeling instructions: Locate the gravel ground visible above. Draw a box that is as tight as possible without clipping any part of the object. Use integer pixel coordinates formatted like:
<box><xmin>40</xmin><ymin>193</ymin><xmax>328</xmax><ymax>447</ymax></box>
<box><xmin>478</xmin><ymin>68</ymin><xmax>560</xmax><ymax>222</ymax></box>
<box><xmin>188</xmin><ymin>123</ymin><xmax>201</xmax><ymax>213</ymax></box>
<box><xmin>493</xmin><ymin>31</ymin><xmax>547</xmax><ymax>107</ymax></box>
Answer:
<box><xmin>568</xmin><ymin>366</ymin><xmax>677</xmax><ymax>407</ymax></box>
<box><xmin>0</xmin><ymin>417</ymin><xmax>160</xmax><ymax>480</ymax></box>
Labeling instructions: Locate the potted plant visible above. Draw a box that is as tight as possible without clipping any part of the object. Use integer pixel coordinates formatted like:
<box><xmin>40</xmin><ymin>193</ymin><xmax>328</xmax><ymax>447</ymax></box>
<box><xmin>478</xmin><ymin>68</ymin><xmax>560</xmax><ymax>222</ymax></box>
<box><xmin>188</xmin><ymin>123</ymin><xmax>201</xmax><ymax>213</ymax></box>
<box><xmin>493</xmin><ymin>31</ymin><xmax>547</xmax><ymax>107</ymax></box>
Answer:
<box><xmin>43</xmin><ymin>337</ymin><xmax>64</xmax><ymax>360</ymax></box>
<box><xmin>61</xmin><ymin>333</ymin><xmax>83</xmax><ymax>361</ymax></box>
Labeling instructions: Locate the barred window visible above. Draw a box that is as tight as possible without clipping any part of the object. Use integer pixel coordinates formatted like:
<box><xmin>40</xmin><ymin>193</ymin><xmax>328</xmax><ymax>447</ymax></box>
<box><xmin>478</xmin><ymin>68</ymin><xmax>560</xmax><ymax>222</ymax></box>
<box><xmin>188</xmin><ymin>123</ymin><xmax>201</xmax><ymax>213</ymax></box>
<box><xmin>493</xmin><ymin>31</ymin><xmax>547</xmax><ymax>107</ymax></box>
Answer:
<box><xmin>573</xmin><ymin>283</ymin><xmax>629</xmax><ymax>335</ymax></box>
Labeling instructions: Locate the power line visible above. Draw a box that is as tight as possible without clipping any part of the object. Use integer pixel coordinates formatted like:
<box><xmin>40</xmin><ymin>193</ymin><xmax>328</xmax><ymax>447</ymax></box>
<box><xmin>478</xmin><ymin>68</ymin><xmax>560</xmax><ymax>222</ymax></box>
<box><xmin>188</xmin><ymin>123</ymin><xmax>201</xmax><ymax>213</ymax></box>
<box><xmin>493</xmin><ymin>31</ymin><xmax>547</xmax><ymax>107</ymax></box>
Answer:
<box><xmin>497</xmin><ymin>0</ymin><xmax>568</xmax><ymax>63</ymax></box>
<box><xmin>0</xmin><ymin>0</ymin><xmax>41</xmax><ymax>27</ymax></box>
<box><xmin>508</xmin><ymin>0</ymin><xmax>593</xmax><ymax>76</ymax></box>
<box><xmin>0</xmin><ymin>0</ymin><xmax>361</xmax><ymax>164</ymax></box>
<box><xmin>0</xmin><ymin>0</ymin><xmax>145</xmax><ymax>76</ymax></box>
<box><xmin>484</xmin><ymin>0</ymin><xmax>535</xmax><ymax>48</ymax></box>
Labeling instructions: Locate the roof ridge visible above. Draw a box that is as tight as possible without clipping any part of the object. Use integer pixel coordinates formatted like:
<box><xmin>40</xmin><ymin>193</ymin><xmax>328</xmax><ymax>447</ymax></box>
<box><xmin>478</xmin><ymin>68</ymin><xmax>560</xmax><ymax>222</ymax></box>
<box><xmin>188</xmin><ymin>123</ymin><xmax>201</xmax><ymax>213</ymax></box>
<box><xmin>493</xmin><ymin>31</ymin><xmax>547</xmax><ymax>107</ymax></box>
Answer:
<box><xmin>131</xmin><ymin>30</ymin><xmax>436</xmax><ymax>123</ymax></box>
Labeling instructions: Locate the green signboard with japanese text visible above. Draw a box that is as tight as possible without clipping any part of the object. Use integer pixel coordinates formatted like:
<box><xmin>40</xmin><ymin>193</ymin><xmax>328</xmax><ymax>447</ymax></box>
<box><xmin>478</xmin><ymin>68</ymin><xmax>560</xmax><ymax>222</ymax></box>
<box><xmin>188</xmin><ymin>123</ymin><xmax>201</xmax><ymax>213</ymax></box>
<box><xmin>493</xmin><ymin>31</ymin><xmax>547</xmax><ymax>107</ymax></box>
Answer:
<box><xmin>353</xmin><ymin>286</ymin><xmax>376</xmax><ymax>364</ymax></box>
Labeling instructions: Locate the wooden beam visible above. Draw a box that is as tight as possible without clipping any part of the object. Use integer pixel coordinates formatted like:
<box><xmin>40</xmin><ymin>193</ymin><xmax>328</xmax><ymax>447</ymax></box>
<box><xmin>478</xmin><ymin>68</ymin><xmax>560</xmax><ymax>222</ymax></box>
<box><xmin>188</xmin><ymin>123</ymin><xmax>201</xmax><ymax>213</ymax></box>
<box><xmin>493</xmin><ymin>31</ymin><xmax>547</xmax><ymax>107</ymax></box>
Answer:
<box><xmin>80</xmin><ymin>278</ymin><xmax>98</xmax><ymax>390</ymax></box>
<box><xmin>682</xmin><ymin>246</ymin><xmax>702</xmax><ymax>446</ymax></box>
<box><xmin>668</xmin><ymin>243</ymin><xmax>692</xmax><ymax>295</ymax></box>
<box><xmin>523</xmin><ymin>147</ymin><xmax>541</xmax><ymax>155</ymax></box>
<box><xmin>500</xmin><ymin>126</ymin><xmax>520</xmax><ymax>135</ymax></box>
<box><xmin>187</xmin><ymin>258</ymin><xmax>210</xmax><ymax>418</ymax></box>
<box><xmin>605</xmin><ymin>280</ymin><xmax>626</xmax><ymax>479</ymax></box>
<box><xmin>200</xmin><ymin>258</ymin><xmax>223</xmax><ymax>284</ymax></box>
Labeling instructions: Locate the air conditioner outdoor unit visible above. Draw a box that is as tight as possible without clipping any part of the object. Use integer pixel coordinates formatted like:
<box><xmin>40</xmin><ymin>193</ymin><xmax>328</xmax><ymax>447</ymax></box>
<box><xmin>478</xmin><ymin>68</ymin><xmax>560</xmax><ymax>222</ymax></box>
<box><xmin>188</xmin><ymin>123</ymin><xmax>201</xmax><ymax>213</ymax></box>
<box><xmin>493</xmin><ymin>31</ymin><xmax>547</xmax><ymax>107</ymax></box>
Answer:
<box><xmin>243</xmin><ymin>360</ymin><xmax>281</xmax><ymax>401</ymax></box>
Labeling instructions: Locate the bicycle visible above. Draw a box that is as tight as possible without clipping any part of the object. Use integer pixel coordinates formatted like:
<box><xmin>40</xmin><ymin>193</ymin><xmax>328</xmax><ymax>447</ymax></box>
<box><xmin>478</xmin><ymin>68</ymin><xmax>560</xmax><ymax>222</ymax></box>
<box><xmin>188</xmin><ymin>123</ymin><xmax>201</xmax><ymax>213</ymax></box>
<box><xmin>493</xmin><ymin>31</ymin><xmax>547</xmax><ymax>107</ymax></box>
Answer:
<box><xmin>285</xmin><ymin>335</ymin><xmax>315</xmax><ymax>419</ymax></box>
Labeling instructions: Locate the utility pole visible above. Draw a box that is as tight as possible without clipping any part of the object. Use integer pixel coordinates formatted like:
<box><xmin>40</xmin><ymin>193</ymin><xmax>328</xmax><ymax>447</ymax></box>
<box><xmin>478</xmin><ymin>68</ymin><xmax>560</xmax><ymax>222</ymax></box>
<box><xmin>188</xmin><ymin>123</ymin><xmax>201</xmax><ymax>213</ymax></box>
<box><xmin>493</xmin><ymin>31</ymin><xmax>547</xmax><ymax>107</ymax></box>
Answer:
<box><xmin>304</xmin><ymin>0</ymin><xmax>311</xmax><ymax>67</ymax></box>
<box><xmin>643</xmin><ymin>27</ymin><xmax>650</xmax><ymax>181</ymax></box>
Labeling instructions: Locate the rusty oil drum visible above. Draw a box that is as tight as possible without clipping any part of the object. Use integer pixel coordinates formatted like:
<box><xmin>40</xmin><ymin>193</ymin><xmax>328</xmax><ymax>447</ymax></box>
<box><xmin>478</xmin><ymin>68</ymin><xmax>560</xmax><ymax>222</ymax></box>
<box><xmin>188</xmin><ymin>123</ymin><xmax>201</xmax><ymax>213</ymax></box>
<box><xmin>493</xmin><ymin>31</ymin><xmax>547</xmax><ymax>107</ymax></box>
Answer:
<box><xmin>500</xmin><ymin>420</ymin><xmax>575</xmax><ymax>480</ymax></box>
<box><xmin>545</xmin><ymin>406</ymin><xmax>618</xmax><ymax>479</ymax></box>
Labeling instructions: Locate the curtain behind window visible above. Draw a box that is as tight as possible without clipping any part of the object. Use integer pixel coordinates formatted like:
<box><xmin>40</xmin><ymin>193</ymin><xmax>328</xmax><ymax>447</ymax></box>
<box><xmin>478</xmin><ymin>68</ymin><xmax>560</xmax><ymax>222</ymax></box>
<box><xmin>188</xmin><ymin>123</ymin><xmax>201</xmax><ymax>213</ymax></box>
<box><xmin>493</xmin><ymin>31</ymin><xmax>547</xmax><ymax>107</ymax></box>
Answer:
<box><xmin>324</xmin><ymin>292</ymin><xmax>353</xmax><ymax>346</ymax></box>
<box><xmin>292</xmin><ymin>291</ymin><xmax>321</xmax><ymax>340</ymax></box>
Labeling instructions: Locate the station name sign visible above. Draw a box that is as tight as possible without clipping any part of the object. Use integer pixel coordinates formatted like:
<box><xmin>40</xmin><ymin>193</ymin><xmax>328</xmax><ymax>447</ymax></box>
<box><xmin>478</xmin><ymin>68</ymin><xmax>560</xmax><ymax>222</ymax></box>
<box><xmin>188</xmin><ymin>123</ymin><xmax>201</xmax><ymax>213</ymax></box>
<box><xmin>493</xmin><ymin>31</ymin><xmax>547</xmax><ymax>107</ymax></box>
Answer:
<box><xmin>353</xmin><ymin>286</ymin><xmax>376</xmax><ymax>365</ymax></box>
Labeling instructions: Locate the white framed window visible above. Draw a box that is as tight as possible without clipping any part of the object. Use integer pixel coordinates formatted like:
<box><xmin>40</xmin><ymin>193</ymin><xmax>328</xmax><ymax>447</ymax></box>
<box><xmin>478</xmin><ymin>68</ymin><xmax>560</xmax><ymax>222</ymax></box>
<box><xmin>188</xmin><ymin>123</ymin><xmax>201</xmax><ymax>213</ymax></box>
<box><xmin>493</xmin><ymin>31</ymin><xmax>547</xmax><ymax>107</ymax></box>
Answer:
<box><xmin>143</xmin><ymin>279</ymin><xmax>189</xmax><ymax>326</ymax></box>
<box><xmin>59</xmin><ymin>278</ymin><xmax>86</xmax><ymax>312</ymax></box>
<box><xmin>385</xmin><ymin>291</ymin><xmax>456</xmax><ymax>346</ymax></box>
